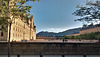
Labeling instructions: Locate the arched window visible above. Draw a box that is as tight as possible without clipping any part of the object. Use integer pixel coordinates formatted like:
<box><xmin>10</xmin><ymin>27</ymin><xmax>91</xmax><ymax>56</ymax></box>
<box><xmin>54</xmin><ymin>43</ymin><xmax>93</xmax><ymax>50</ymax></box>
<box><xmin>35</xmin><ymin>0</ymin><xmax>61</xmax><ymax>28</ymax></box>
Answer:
<box><xmin>1</xmin><ymin>31</ymin><xmax>3</xmax><ymax>36</ymax></box>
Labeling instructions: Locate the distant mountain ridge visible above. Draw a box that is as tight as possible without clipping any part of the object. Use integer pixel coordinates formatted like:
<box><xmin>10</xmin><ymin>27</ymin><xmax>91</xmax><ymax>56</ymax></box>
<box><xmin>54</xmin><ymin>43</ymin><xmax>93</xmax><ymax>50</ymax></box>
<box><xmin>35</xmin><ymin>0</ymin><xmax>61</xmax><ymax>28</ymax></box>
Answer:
<box><xmin>36</xmin><ymin>28</ymin><xmax>81</xmax><ymax>37</ymax></box>
<box><xmin>37</xmin><ymin>24</ymin><xmax>100</xmax><ymax>37</ymax></box>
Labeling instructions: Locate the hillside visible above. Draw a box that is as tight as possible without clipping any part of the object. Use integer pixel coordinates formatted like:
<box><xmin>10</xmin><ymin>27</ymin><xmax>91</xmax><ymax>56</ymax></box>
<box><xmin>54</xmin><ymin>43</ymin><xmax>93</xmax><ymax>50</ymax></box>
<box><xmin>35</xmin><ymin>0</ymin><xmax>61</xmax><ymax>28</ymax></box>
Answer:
<box><xmin>36</xmin><ymin>28</ymin><xmax>81</xmax><ymax>37</ymax></box>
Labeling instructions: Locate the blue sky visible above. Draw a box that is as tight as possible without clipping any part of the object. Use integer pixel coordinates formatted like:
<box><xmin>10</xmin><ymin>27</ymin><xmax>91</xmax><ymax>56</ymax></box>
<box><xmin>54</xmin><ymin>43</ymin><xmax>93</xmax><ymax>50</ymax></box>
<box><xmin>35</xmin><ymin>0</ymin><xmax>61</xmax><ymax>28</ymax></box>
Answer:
<box><xmin>26</xmin><ymin>0</ymin><xmax>93</xmax><ymax>33</ymax></box>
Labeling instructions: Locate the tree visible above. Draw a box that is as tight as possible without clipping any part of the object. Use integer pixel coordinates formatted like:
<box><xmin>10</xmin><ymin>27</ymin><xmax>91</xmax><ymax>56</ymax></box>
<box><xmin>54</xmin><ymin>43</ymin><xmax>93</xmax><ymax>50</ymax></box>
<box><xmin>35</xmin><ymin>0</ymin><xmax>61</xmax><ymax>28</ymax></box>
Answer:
<box><xmin>73</xmin><ymin>0</ymin><xmax>100</xmax><ymax>24</ymax></box>
<box><xmin>0</xmin><ymin>0</ymin><xmax>40</xmax><ymax>30</ymax></box>
<box><xmin>0</xmin><ymin>0</ymin><xmax>40</xmax><ymax>57</ymax></box>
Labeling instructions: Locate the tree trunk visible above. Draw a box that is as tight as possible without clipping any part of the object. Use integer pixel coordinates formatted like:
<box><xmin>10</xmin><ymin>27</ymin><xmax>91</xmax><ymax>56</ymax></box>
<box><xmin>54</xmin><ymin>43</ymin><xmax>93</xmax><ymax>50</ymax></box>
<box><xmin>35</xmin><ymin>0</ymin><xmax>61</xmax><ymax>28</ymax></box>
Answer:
<box><xmin>8</xmin><ymin>23</ymin><xmax>11</xmax><ymax>57</ymax></box>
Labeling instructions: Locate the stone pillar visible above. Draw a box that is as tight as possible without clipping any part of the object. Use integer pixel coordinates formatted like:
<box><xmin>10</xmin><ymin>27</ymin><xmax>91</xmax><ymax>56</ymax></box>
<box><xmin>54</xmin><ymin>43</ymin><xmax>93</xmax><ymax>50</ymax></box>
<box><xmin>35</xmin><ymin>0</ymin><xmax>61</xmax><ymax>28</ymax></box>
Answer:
<box><xmin>62</xmin><ymin>55</ymin><xmax>65</xmax><ymax>57</ymax></box>
<box><xmin>83</xmin><ymin>55</ymin><xmax>86</xmax><ymax>57</ymax></box>
<box><xmin>40</xmin><ymin>54</ymin><xmax>43</xmax><ymax>57</ymax></box>
<box><xmin>17</xmin><ymin>54</ymin><xmax>20</xmax><ymax>57</ymax></box>
<box><xmin>99</xmin><ymin>38</ymin><xmax>100</xmax><ymax>43</ymax></box>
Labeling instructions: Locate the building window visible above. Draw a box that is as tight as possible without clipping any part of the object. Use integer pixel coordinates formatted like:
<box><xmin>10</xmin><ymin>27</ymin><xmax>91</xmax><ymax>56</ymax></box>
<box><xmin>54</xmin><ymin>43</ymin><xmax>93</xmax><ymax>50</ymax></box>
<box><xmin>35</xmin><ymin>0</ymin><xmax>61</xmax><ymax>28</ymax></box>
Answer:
<box><xmin>16</xmin><ymin>28</ymin><xmax>17</xmax><ymax>31</ymax></box>
<box><xmin>13</xmin><ymin>33</ymin><xmax>14</xmax><ymax>37</ymax></box>
<box><xmin>1</xmin><ymin>32</ymin><xmax>3</xmax><ymax>36</ymax></box>
<box><xmin>13</xmin><ymin>27</ymin><xmax>15</xmax><ymax>30</ymax></box>
<box><xmin>18</xmin><ymin>29</ymin><xmax>19</xmax><ymax>32</ymax></box>
<box><xmin>16</xmin><ymin>22</ymin><xmax>17</xmax><ymax>25</ymax></box>
<box><xmin>18</xmin><ymin>34</ymin><xmax>19</xmax><ymax>37</ymax></box>
<box><xmin>16</xmin><ymin>34</ymin><xmax>17</xmax><ymax>37</ymax></box>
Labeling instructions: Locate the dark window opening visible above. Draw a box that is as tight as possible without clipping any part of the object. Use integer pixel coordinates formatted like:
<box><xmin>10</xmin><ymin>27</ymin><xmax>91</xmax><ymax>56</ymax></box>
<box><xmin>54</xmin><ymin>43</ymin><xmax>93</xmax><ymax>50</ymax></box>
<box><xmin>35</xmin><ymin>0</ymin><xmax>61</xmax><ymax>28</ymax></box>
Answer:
<box><xmin>1</xmin><ymin>32</ymin><xmax>3</xmax><ymax>36</ymax></box>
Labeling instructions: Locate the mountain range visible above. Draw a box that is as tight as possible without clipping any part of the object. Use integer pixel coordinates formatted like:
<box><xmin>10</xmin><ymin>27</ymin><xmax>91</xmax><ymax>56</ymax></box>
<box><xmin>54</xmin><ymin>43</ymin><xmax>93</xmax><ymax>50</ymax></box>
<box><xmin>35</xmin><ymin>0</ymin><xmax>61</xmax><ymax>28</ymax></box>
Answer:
<box><xmin>36</xmin><ymin>28</ymin><xmax>81</xmax><ymax>37</ymax></box>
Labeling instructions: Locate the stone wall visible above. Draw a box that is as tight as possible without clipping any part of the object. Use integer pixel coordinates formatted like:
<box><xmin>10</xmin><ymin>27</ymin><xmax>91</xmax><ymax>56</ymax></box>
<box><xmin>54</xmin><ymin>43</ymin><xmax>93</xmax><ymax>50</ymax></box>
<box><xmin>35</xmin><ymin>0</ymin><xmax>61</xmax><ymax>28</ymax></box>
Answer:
<box><xmin>0</xmin><ymin>42</ymin><xmax>100</xmax><ymax>55</ymax></box>
<box><xmin>36</xmin><ymin>36</ymin><xmax>56</xmax><ymax>39</ymax></box>
<box><xmin>80</xmin><ymin>27</ymin><xmax>100</xmax><ymax>34</ymax></box>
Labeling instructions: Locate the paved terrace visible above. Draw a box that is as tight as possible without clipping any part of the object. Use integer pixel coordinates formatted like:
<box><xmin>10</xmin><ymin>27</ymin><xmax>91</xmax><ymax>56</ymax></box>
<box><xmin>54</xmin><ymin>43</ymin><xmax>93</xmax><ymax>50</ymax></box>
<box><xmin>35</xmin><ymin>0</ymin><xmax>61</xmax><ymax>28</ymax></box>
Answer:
<box><xmin>27</xmin><ymin>39</ymin><xmax>99</xmax><ymax>43</ymax></box>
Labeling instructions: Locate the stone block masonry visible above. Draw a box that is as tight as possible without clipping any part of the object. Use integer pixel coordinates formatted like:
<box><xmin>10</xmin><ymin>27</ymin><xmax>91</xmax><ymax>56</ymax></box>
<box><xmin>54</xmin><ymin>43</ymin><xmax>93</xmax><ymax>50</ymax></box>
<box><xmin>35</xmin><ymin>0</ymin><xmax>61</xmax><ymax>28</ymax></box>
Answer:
<box><xmin>0</xmin><ymin>42</ymin><xmax>100</xmax><ymax>55</ymax></box>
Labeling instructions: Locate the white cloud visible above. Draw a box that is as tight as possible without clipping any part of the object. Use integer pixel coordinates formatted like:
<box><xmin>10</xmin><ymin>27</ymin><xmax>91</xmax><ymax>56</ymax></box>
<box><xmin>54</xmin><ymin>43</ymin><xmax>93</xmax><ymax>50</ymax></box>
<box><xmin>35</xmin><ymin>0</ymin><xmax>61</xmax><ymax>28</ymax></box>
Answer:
<box><xmin>47</xmin><ymin>28</ymin><xmax>67</xmax><ymax>33</ymax></box>
<box><xmin>36</xmin><ymin>25</ymin><xmax>82</xmax><ymax>33</ymax></box>
<box><xmin>42</xmin><ymin>26</ymin><xmax>82</xmax><ymax>33</ymax></box>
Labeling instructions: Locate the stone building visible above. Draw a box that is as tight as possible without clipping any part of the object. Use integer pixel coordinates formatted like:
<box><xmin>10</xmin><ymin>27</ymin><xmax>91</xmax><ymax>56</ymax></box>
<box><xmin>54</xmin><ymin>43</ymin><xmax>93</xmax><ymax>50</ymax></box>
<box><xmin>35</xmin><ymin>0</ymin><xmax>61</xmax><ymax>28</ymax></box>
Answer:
<box><xmin>80</xmin><ymin>26</ymin><xmax>100</xmax><ymax>34</ymax></box>
<box><xmin>0</xmin><ymin>16</ymin><xmax>36</xmax><ymax>42</ymax></box>
<box><xmin>66</xmin><ymin>33</ymin><xmax>80</xmax><ymax>36</ymax></box>
<box><xmin>36</xmin><ymin>36</ymin><xmax>56</xmax><ymax>39</ymax></box>
<box><xmin>0</xmin><ymin>0</ymin><xmax>36</xmax><ymax>42</ymax></box>
<box><xmin>66</xmin><ymin>24</ymin><xmax>100</xmax><ymax>36</ymax></box>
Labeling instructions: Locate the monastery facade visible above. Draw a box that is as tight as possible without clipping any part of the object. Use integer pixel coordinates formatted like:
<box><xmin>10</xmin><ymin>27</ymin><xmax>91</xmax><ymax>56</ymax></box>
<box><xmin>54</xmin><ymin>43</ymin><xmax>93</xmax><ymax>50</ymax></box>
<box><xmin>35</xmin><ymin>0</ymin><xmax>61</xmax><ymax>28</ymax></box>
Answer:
<box><xmin>0</xmin><ymin>0</ymin><xmax>36</xmax><ymax>42</ymax></box>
